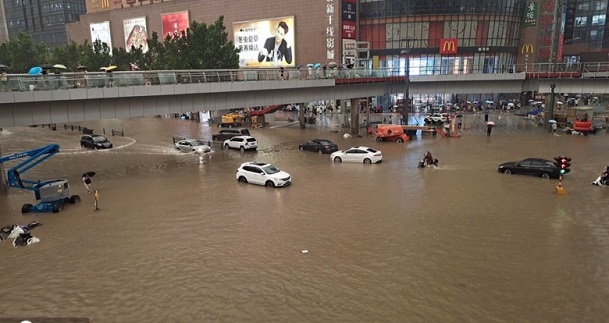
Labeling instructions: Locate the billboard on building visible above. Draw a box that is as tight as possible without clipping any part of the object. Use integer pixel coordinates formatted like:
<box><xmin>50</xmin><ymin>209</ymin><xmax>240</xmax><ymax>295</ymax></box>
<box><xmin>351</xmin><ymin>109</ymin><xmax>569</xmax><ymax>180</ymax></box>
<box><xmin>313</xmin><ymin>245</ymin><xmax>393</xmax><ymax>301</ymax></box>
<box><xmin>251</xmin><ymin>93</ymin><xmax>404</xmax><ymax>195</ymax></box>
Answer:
<box><xmin>524</xmin><ymin>1</ymin><xmax>538</xmax><ymax>26</ymax></box>
<box><xmin>123</xmin><ymin>17</ymin><xmax>148</xmax><ymax>52</ymax></box>
<box><xmin>161</xmin><ymin>11</ymin><xmax>189</xmax><ymax>38</ymax></box>
<box><xmin>90</xmin><ymin>21</ymin><xmax>112</xmax><ymax>55</ymax></box>
<box><xmin>342</xmin><ymin>0</ymin><xmax>356</xmax><ymax>39</ymax></box>
<box><xmin>233</xmin><ymin>16</ymin><xmax>295</xmax><ymax>68</ymax></box>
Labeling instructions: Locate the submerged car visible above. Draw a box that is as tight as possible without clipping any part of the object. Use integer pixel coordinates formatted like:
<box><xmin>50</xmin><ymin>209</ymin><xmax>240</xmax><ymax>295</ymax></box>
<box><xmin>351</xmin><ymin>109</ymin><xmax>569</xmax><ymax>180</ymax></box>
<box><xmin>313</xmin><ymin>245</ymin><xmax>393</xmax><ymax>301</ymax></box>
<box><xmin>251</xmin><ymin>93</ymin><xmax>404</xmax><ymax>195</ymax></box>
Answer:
<box><xmin>235</xmin><ymin>162</ymin><xmax>291</xmax><ymax>187</ymax></box>
<box><xmin>330</xmin><ymin>146</ymin><xmax>383</xmax><ymax>164</ymax></box>
<box><xmin>497</xmin><ymin>158</ymin><xmax>561</xmax><ymax>179</ymax></box>
<box><xmin>80</xmin><ymin>134</ymin><xmax>113</xmax><ymax>149</ymax></box>
<box><xmin>298</xmin><ymin>139</ymin><xmax>339</xmax><ymax>154</ymax></box>
<box><xmin>223</xmin><ymin>135</ymin><xmax>258</xmax><ymax>152</ymax></box>
<box><xmin>175</xmin><ymin>139</ymin><xmax>211</xmax><ymax>153</ymax></box>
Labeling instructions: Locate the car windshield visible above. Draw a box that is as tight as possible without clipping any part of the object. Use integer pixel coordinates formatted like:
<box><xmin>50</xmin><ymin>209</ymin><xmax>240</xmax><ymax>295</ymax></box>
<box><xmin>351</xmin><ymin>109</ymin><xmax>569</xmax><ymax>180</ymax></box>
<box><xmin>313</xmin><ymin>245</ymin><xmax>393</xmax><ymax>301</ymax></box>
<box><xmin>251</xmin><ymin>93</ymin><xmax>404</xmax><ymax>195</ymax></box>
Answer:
<box><xmin>92</xmin><ymin>136</ymin><xmax>107</xmax><ymax>142</ymax></box>
<box><xmin>319</xmin><ymin>140</ymin><xmax>333</xmax><ymax>145</ymax></box>
<box><xmin>262</xmin><ymin>165</ymin><xmax>280</xmax><ymax>174</ymax></box>
<box><xmin>191</xmin><ymin>140</ymin><xmax>205</xmax><ymax>146</ymax></box>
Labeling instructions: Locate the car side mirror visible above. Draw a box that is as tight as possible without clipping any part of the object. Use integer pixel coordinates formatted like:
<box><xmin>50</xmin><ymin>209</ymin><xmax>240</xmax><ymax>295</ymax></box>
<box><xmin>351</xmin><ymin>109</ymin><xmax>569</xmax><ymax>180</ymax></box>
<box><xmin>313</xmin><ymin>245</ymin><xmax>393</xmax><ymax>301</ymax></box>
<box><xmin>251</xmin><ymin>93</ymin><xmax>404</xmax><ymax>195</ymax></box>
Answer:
<box><xmin>260</xmin><ymin>172</ymin><xmax>265</xmax><ymax>175</ymax></box>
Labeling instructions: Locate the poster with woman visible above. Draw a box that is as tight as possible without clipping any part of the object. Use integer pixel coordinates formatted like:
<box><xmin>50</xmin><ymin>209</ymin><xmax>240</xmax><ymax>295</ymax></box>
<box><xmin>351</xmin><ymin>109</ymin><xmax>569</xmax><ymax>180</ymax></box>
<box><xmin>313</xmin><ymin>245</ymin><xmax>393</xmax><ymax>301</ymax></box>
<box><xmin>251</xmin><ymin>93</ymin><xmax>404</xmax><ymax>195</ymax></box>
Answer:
<box><xmin>123</xmin><ymin>17</ymin><xmax>149</xmax><ymax>52</ymax></box>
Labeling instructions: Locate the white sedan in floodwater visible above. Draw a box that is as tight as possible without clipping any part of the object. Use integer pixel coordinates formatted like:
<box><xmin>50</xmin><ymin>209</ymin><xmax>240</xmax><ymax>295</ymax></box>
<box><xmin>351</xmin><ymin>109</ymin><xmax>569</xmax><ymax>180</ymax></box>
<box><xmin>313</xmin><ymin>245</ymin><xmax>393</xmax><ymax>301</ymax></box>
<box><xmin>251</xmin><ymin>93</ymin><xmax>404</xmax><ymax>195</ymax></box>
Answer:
<box><xmin>330</xmin><ymin>146</ymin><xmax>383</xmax><ymax>164</ymax></box>
<box><xmin>175</xmin><ymin>139</ymin><xmax>211</xmax><ymax>154</ymax></box>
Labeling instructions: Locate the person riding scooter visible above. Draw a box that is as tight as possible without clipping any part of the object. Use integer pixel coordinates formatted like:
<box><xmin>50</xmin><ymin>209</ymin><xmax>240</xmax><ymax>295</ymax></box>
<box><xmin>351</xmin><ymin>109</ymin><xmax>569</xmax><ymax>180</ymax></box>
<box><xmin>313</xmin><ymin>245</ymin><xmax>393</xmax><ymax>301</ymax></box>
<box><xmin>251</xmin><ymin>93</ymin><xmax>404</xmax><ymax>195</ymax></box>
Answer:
<box><xmin>418</xmin><ymin>151</ymin><xmax>439</xmax><ymax>168</ymax></box>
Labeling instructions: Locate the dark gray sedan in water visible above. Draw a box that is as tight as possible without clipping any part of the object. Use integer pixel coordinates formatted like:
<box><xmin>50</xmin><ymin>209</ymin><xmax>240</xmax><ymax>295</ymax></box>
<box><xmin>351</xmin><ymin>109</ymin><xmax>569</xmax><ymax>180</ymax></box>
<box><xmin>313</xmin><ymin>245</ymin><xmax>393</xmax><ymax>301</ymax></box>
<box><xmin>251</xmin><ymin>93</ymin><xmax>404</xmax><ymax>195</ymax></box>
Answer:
<box><xmin>498</xmin><ymin>158</ymin><xmax>561</xmax><ymax>179</ymax></box>
<box><xmin>298</xmin><ymin>139</ymin><xmax>339</xmax><ymax>154</ymax></box>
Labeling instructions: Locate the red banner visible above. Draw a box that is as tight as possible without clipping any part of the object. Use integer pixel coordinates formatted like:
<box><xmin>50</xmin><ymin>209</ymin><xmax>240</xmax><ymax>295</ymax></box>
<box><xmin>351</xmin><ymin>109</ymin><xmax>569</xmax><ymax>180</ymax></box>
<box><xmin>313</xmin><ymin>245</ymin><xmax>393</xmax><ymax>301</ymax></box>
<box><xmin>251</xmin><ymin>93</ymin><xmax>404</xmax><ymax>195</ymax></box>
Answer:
<box><xmin>161</xmin><ymin>11</ymin><xmax>189</xmax><ymax>38</ymax></box>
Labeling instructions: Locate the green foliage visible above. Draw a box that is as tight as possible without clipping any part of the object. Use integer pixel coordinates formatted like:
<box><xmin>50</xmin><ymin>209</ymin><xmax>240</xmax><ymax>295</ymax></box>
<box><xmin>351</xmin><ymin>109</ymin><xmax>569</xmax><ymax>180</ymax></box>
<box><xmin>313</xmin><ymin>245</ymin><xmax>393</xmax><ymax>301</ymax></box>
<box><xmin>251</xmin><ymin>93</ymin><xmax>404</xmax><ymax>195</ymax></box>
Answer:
<box><xmin>0</xmin><ymin>16</ymin><xmax>239</xmax><ymax>73</ymax></box>
<box><xmin>0</xmin><ymin>32</ymin><xmax>50</xmax><ymax>73</ymax></box>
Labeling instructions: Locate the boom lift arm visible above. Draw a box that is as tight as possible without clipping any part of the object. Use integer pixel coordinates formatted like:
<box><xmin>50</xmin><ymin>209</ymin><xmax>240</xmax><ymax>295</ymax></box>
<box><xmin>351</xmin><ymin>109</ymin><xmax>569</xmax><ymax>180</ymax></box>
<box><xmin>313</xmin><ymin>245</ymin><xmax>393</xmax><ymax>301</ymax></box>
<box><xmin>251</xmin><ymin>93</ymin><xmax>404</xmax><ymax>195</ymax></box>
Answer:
<box><xmin>0</xmin><ymin>143</ymin><xmax>80</xmax><ymax>214</ymax></box>
<box><xmin>0</xmin><ymin>144</ymin><xmax>60</xmax><ymax>190</ymax></box>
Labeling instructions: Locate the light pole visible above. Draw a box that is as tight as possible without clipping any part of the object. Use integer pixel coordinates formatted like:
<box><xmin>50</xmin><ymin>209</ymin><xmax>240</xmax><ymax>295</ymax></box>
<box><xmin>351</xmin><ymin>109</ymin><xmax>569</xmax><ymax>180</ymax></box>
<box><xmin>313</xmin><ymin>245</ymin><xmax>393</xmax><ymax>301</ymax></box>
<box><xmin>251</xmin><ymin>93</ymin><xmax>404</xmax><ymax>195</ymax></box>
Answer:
<box><xmin>400</xmin><ymin>38</ymin><xmax>416</xmax><ymax>125</ymax></box>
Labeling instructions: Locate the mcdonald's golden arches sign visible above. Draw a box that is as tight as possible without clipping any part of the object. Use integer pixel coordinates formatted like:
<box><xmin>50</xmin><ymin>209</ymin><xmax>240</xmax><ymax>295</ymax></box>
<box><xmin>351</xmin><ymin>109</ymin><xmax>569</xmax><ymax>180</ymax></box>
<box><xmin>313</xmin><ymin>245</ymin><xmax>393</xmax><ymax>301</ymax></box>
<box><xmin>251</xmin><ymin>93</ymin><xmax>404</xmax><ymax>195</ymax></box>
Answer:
<box><xmin>440</xmin><ymin>38</ymin><xmax>458</xmax><ymax>54</ymax></box>
<box><xmin>521</xmin><ymin>43</ymin><xmax>534</xmax><ymax>54</ymax></box>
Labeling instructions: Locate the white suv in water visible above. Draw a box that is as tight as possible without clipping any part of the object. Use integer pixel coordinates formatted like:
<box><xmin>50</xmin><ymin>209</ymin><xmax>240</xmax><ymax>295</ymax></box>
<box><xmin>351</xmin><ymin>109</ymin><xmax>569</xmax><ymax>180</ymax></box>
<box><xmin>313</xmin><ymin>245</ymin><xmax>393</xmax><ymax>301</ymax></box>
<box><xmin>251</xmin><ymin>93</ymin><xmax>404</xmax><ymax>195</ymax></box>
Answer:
<box><xmin>223</xmin><ymin>135</ymin><xmax>258</xmax><ymax>152</ymax></box>
<box><xmin>235</xmin><ymin>162</ymin><xmax>292</xmax><ymax>187</ymax></box>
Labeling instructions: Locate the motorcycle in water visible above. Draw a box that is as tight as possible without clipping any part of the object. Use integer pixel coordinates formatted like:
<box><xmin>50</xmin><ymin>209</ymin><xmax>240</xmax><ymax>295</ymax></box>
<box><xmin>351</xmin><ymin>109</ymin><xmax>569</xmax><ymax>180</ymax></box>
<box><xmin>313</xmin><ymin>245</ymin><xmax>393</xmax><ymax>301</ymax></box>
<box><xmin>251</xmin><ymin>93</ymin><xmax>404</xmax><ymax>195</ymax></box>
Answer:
<box><xmin>592</xmin><ymin>175</ymin><xmax>609</xmax><ymax>186</ymax></box>
<box><xmin>418</xmin><ymin>158</ymin><xmax>439</xmax><ymax>168</ymax></box>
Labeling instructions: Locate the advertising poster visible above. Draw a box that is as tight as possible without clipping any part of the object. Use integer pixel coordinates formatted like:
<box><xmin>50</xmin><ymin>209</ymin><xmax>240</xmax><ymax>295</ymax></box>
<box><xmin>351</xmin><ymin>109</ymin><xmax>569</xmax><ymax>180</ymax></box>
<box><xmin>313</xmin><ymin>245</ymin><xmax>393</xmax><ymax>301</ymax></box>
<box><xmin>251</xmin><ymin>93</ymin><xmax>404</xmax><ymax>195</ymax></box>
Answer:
<box><xmin>90</xmin><ymin>21</ymin><xmax>113</xmax><ymax>55</ymax></box>
<box><xmin>524</xmin><ymin>1</ymin><xmax>538</xmax><ymax>26</ymax></box>
<box><xmin>342</xmin><ymin>0</ymin><xmax>356</xmax><ymax>39</ymax></box>
<box><xmin>123</xmin><ymin>17</ymin><xmax>148</xmax><ymax>52</ymax></box>
<box><xmin>161</xmin><ymin>11</ymin><xmax>190</xmax><ymax>38</ymax></box>
<box><xmin>233</xmin><ymin>16</ymin><xmax>295</xmax><ymax>68</ymax></box>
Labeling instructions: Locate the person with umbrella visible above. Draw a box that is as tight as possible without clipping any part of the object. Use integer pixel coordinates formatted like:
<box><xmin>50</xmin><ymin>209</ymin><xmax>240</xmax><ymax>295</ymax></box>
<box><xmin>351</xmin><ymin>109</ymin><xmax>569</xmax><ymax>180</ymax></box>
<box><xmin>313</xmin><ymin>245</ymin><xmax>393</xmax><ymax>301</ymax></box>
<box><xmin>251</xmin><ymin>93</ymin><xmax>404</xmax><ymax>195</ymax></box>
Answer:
<box><xmin>82</xmin><ymin>171</ymin><xmax>95</xmax><ymax>193</ymax></box>
<box><xmin>487</xmin><ymin>121</ymin><xmax>495</xmax><ymax>136</ymax></box>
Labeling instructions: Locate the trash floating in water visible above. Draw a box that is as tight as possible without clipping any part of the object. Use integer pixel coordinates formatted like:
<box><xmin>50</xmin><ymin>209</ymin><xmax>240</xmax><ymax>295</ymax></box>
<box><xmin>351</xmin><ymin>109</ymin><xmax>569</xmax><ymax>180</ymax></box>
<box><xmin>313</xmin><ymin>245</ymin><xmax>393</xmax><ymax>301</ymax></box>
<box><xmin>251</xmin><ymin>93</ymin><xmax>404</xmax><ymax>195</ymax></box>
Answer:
<box><xmin>301</xmin><ymin>249</ymin><xmax>309</xmax><ymax>254</ymax></box>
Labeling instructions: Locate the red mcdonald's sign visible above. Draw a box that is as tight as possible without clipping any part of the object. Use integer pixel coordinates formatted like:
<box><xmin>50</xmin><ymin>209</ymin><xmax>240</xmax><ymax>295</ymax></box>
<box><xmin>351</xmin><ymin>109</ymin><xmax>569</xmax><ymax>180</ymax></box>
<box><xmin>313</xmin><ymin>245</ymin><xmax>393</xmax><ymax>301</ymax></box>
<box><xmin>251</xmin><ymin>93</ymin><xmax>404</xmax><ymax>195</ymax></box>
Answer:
<box><xmin>440</xmin><ymin>38</ymin><xmax>458</xmax><ymax>54</ymax></box>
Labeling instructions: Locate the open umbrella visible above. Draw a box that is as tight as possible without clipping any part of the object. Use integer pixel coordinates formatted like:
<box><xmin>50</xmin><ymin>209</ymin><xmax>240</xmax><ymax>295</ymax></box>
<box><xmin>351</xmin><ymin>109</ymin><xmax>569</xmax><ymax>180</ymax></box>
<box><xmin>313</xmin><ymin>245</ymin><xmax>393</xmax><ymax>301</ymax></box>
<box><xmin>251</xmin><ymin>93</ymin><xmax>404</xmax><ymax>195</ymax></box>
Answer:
<box><xmin>306</xmin><ymin>63</ymin><xmax>314</xmax><ymax>68</ymax></box>
<box><xmin>40</xmin><ymin>64</ymin><xmax>54</xmax><ymax>70</ymax></box>
<box><xmin>313</xmin><ymin>63</ymin><xmax>321</xmax><ymax>69</ymax></box>
<box><xmin>105</xmin><ymin>65</ymin><xmax>117</xmax><ymax>71</ymax></box>
<box><xmin>296</xmin><ymin>64</ymin><xmax>302</xmax><ymax>70</ymax></box>
<box><xmin>28</xmin><ymin>66</ymin><xmax>42</xmax><ymax>76</ymax></box>
<box><xmin>486</xmin><ymin>121</ymin><xmax>496</xmax><ymax>126</ymax></box>
<box><xmin>53</xmin><ymin>64</ymin><xmax>67</xmax><ymax>70</ymax></box>
<box><xmin>507</xmin><ymin>102</ymin><xmax>515</xmax><ymax>107</ymax></box>
<box><xmin>548</xmin><ymin>120</ymin><xmax>557</xmax><ymax>123</ymax></box>
<box><xmin>77</xmin><ymin>65</ymin><xmax>88</xmax><ymax>70</ymax></box>
<box><xmin>82</xmin><ymin>171</ymin><xmax>96</xmax><ymax>178</ymax></box>
<box><xmin>327</xmin><ymin>62</ymin><xmax>338</xmax><ymax>69</ymax></box>
<box><xmin>99</xmin><ymin>67</ymin><xmax>107</xmax><ymax>71</ymax></box>
<box><xmin>0</xmin><ymin>64</ymin><xmax>9</xmax><ymax>70</ymax></box>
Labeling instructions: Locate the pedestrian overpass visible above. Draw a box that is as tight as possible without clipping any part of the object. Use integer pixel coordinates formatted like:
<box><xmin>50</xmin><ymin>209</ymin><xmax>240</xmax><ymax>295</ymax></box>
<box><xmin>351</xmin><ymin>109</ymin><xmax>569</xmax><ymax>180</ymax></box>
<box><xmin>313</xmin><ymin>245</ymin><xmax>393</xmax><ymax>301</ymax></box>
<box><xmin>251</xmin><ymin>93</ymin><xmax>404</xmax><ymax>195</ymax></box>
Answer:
<box><xmin>0</xmin><ymin>63</ymin><xmax>608</xmax><ymax>127</ymax></box>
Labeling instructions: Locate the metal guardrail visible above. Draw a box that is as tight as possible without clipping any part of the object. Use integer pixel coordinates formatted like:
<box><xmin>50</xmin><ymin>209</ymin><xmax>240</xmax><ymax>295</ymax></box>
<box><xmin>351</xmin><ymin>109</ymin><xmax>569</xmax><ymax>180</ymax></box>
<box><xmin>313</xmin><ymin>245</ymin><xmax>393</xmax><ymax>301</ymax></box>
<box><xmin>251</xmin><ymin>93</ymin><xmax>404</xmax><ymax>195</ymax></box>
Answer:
<box><xmin>0</xmin><ymin>62</ymin><xmax>608</xmax><ymax>93</ymax></box>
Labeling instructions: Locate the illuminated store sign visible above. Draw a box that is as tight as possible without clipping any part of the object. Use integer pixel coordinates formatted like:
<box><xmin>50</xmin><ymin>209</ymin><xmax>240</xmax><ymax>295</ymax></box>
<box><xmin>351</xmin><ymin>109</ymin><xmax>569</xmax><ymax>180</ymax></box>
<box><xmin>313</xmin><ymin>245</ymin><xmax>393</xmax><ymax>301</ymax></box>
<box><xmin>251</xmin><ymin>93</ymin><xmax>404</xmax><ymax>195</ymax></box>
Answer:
<box><xmin>440</xmin><ymin>38</ymin><xmax>458</xmax><ymax>54</ymax></box>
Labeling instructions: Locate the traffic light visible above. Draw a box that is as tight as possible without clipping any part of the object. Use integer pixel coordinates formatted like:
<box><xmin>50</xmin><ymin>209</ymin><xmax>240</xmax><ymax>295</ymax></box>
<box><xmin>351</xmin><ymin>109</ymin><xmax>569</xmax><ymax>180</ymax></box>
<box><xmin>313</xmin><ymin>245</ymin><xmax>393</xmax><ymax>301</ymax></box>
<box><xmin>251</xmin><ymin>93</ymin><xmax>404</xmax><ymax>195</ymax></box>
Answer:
<box><xmin>554</xmin><ymin>156</ymin><xmax>571</xmax><ymax>175</ymax></box>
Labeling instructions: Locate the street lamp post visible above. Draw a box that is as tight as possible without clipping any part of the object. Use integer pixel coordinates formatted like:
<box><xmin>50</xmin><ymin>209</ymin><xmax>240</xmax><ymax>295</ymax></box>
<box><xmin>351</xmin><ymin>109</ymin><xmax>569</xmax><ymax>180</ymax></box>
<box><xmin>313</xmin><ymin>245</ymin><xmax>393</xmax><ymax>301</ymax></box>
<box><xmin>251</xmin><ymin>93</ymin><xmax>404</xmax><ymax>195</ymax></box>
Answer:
<box><xmin>400</xmin><ymin>38</ymin><xmax>416</xmax><ymax>125</ymax></box>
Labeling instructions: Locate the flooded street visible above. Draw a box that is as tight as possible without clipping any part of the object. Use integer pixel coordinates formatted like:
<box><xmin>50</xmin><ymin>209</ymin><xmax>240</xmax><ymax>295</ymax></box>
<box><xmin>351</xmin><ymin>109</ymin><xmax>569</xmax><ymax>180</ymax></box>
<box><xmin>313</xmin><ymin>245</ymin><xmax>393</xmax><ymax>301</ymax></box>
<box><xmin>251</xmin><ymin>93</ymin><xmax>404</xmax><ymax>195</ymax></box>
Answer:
<box><xmin>1</xmin><ymin>113</ymin><xmax>609</xmax><ymax>322</ymax></box>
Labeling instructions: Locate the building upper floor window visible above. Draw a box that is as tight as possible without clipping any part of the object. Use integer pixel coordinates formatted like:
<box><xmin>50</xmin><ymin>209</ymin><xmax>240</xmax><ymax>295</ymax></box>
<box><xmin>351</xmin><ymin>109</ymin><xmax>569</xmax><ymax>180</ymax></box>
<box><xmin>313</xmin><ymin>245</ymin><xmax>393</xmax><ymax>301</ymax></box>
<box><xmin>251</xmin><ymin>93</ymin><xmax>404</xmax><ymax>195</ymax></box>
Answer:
<box><xmin>575</xmin><ymin>16</ymin><xmax>588</xmax><ymax>26</ymax></box>
<box><xmin>591</xmin><ymin>14</ymin><xmax>606</xmax><ymax>25</ymax></box>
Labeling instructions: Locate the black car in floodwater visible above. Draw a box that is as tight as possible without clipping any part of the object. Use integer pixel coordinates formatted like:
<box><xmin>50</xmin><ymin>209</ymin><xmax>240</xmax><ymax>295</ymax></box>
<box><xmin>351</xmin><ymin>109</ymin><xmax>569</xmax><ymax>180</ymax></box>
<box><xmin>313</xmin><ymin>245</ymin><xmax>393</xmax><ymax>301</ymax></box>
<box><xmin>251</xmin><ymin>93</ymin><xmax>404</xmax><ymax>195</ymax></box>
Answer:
<box><xmin>298</xmin><ymin>139</ymin><xmax>339</xmax><ymax>154</ymax></box>
<box><xmin>498</xmin><ymin>158</ymin><xmax>561</xmax><ymax>179</ymax></box>
<box><xmin>80</xmin><ymin>134</ymin><xmax>113</xmax><ymax>149</ymax></box>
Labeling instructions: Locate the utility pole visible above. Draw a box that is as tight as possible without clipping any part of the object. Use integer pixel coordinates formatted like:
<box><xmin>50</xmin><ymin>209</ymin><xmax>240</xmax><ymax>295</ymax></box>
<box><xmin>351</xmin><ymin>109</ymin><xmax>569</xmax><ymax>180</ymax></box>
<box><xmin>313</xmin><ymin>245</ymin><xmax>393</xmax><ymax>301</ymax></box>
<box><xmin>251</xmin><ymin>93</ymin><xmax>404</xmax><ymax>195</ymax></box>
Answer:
<box><xmin>546</xmin><ymin>83</ymin><xmax>556</xmax><ymax>132</ymax></box>
<box><xmin>400</xmin><ymin>38</ymin><xmax>417</xmax><ymax>125</ymax></box>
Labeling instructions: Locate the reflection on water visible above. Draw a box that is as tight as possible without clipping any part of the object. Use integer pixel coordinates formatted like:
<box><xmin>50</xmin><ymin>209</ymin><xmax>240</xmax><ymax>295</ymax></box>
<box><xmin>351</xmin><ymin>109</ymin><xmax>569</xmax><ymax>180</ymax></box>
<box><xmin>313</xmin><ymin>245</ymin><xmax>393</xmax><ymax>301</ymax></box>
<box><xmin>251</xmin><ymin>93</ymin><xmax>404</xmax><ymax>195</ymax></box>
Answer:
<box><xmin>1</xmin><ymin>114</ymin><xmax>609</xmax><ymax>322</ymax></box>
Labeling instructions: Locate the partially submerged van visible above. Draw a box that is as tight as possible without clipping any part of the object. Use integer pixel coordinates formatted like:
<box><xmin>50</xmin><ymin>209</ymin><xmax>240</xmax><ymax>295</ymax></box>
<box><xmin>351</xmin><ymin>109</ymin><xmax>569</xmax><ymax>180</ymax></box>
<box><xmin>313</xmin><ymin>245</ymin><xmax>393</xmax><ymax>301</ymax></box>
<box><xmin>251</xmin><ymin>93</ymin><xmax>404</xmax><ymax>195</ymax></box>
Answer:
<box><xmin>375</xmin><ymin>124</ymin><xmax>410</xmax><ymax>143</ymax></box>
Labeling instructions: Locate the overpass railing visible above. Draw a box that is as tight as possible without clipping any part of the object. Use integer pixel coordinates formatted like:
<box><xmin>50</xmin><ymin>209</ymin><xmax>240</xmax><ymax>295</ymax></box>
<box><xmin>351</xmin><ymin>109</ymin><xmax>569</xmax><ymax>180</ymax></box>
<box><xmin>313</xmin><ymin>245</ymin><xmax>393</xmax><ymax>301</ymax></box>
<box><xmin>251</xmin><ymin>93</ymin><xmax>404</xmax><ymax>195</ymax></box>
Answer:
<box><xmin>0</xmin><ymin>62</ymin><xmax>607</xmax><ymax>93</ymax></box>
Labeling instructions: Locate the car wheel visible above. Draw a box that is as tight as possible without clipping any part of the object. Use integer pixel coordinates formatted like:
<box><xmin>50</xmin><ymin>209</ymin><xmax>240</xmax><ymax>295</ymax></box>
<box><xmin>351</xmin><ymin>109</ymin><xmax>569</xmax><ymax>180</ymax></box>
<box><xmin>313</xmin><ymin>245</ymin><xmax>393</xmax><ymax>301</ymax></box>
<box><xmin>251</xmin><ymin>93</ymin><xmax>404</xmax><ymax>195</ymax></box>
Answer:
<box><xmin>240</xmin><ymin>146</ymin><xmax>245</xmax><ymax>153</ymax></box>
<box><xmin>503</xmin><ymin>169</ymin><xmax>512</xmax><ymax>175</ymax></box>
<box><xmin>333</xmin><ymin>157</ymin><xmax>342</xmax><ymax>163</ymax></box>
<box><xmin>224</xmin><ymin>144</ymin><xmax>229</xmax><ymax>149</ymax></box>
<box><xmin>265</xmin><ymin>181</ymin><xmax>275</xmax><ymax>188</ymax></box>
<box><xmin>396</xmin><ymin>138</ymin><xmax>403</xmax><ymax>143</ymax></box>
<box><xmin>238</xmin><ymin>176</ymin><xmax>248</xmax><ymax>183</ymax></box>
<box><xmin>69</xmin><ymin>195</ymin><xmax>81</xmax><ymax>204</ymax></box>
<box><xmin>21</xmin><ymin>204</ymin><xmax>33</xmax><ymax>214</ymax></box>
<box><xmin>363</xmin><ymin>158</ymin><xmax>372</xmax><ymax>164</ymax></box>
<box><xmin>541</xmin><ymin>172</ymin><xmax>550</xmax><ymax>179</ymax></box>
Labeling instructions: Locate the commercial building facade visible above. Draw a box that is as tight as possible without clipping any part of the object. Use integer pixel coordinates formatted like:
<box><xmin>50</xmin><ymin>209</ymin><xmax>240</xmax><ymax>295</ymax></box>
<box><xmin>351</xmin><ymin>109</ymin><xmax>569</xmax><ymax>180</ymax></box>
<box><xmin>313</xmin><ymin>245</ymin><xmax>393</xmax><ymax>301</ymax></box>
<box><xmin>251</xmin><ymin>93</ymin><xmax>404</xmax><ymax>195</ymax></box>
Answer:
<box><xmin>3</xmin><ymin>0</ymin><xmax>87</xmax><ymax>47</ymax></box>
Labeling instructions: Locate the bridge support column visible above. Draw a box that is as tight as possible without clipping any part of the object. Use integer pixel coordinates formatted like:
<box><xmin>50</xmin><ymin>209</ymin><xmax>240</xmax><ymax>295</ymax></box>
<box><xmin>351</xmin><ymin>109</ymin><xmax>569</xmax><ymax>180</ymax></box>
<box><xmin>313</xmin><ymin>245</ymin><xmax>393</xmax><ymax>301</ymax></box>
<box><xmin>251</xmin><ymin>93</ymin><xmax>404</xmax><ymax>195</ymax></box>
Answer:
<box><xmin>299</xmin><ymin>102</ymin><xmax>306</xmax><ymax>128</ymax></box>
<box><xmin>350</xmin><ymin>98</ymin><xmax>359</xmax><ymax>136</ymax></box>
